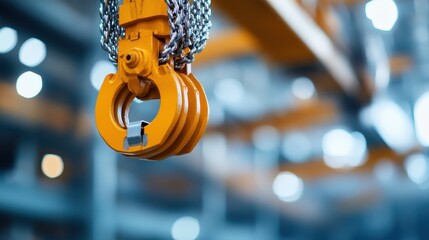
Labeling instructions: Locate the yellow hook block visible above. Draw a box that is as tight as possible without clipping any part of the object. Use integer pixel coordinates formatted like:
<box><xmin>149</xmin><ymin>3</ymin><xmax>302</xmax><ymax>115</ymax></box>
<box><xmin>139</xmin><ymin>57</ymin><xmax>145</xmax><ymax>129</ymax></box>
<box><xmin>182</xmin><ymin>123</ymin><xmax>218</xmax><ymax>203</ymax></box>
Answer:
<box><xmin>95</xmin><ymin>0</ymin><xmax>182</xmax><ymax>158</ymax></box>
<box><xmin>96</xmin><ymin>0</ymin><xmax>209</xmax><ymax>160</ymax></box>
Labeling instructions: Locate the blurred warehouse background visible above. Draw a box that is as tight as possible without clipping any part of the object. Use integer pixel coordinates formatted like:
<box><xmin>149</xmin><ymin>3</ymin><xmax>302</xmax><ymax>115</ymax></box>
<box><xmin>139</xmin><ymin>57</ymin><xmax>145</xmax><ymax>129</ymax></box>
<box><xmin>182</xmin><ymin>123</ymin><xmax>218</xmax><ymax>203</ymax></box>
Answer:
<box><xmin>1</xmin><ymin>0</ymin><xmax>429</xmax><ymax>239</ymax></box>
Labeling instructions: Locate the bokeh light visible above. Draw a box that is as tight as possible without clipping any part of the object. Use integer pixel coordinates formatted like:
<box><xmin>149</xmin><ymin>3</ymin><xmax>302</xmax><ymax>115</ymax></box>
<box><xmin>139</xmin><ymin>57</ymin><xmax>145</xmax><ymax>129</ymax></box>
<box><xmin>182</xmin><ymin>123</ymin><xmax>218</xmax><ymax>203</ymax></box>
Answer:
<box><xmin>405</xmin><ymin>154</ymin><xmax>429</xmax><ymax>186</ymax></box>
<box><xmin>414</xmin><ymin>92</ymin><xmax>429</xmax><ymax>147</ymax></box>
<box><xmin>291</xmin><ymin>77</ymin><xmax>316</xmax><ymax>100</ymax></box>
<box><xmin>370</xmin><ymin>98</ymin><xmax>416</xmax><ymax>153</ymax></box>
<box><xmin>19</xmin><ymin>38</ymin><xmax>47</xmax><ymax>67</ymax></box>
<box><xmin>41</xmin><ymin>154</ymin><xmax>64</xmax><ymax>179</ymax></box>
<box><xmin>272</xmin><ymin>171</ymin><xmax>304</xmax><ymax>202</ymax></box>
<box><xmin>171</xmin><ymin>216</ymin><xmax>200</xmax><ymax>240</ymax></box>
<box><xmin>322</xmin><ymin>129</ymin><xmax>368</xmax><ymax>169</ymax></box>
<box><xmin>16</xmin><ymin>71</ymin><xmax>43</xmax><ymax>98</ymax></box>
<box><xmin>365</xmin><ymin>0</ymin><xmax>398</xmax><ymax>31</ymax></box>
<box><xmin>90</xmin><ymin>60</ymin><xmax>116</xmax><ymax>91</ymax></box>
<box><xmin>0</xmin><ymin>27</ymin><xmax>18</xmax><ymax>54</ymax></box>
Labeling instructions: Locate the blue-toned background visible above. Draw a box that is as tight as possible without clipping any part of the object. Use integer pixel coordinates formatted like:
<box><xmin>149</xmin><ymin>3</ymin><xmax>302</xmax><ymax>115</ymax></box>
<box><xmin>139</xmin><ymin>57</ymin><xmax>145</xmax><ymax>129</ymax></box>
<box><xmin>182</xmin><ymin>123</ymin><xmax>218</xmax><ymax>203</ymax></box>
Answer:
<box><xmin>1</xmin><ymin>0</ymin><xmax>429</xmax><ymax>239</ymax></box>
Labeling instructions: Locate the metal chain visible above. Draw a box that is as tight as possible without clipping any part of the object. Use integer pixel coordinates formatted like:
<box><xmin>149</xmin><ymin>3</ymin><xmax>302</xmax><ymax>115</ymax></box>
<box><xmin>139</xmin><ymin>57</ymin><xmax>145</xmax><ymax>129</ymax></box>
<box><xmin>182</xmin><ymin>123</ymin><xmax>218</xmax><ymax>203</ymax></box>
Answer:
<box><xmin>173</xmin><ymin>0</ymin><xmax>212</xmax><ymax>69</ymax></box>
<box><xmin>161</xmin><ymin>0</ymin><xmax>211</xmax><ymax>69</ymax></box>
<box><xmin>99</xmin><ymin>0</ymin><xmax>211</xmax><ymax>69</ymax></box>
<box><xmin>159</xmin><ymin>0</ymin><xmax>187</xmax><ymax>64</ymax></box>
<box><xmin>99</xmin><ymin>0</ymin><xmax>125</xmax><ymax>65</ymax></box>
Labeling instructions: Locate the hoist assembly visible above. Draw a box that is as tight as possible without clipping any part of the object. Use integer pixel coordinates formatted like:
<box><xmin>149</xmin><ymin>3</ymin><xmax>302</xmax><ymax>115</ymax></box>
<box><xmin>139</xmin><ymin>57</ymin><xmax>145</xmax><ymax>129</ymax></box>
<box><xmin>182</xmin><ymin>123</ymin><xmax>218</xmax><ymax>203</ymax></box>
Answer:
<box><xmin>95</xmin><ymin>0</ymin><xmax>211</xmax><ymax>160</ymax></box>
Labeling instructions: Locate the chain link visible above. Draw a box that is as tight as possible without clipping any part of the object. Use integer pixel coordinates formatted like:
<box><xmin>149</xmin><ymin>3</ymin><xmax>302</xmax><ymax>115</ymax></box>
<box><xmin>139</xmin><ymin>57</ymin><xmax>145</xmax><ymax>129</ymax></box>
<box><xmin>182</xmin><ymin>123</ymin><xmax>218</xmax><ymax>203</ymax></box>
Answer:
<box><xmin>171</xmin><ymin>0</ymin><xmax>212</xmax><ymax>69</ymax></box>
<box><xmin>99</xmin><ymin>0</ymin><xmax>211</xmax><ymax>69</ymax></box>
<box><xmin>99</xmin><ymin>0</ymin><xmax>125</xmax><ymax>66</ymax></box>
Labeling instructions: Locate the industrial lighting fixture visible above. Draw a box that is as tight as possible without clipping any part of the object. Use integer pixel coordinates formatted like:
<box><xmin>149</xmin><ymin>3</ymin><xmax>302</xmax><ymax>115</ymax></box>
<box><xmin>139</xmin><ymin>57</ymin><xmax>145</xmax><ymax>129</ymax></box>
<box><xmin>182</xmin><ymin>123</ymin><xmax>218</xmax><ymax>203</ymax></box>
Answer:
<box><xmin>90</xmin><ymin>60</ymin><xmax>116</xmax><ymax>91</ymax></box>
<box><xmin>19</xmin><ymin>38</ymin><xmax>47</xmax><ymax>67</ymax></box>
<box><xmin>365</xmin><ymin>0</ymin><xmax>398</xmax><ymax>31</ymax></box>
<box><xmin>171</xmin><ymin>216</ymin><xmax>200</xmax><ymax>240</ymax></box>
<box><xmin>16</xmin><ymin>71</ymin><xmax>43</xmax><ymax>98</ymax></box>
<box><xmin>272</xmin><ymin>171</ymin><xmax>304</xmax><ymax>202</ymax></box>
<box><xmin>0</xmin><ymin>27</ymin><xmax>18</xmax><ymax>54</ymax></box>
<box><xmin>41</xmin><ymin>154</ymin><xmax>64</xmax><ymax>179</ymax></box>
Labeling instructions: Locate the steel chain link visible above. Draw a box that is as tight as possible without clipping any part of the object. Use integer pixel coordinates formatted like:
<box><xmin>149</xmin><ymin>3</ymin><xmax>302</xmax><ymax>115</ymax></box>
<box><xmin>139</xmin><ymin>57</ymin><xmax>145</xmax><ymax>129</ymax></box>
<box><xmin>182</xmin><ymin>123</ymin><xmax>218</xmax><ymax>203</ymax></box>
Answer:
<box><xmin>99</xmin><ymin>0</ymin><xmax>211</xmax><ymax>69</ymax></box>
<box><xmin>99</xmin><ymin>0</ymin><xmax>125</xmax><ymax>66</ymax></box>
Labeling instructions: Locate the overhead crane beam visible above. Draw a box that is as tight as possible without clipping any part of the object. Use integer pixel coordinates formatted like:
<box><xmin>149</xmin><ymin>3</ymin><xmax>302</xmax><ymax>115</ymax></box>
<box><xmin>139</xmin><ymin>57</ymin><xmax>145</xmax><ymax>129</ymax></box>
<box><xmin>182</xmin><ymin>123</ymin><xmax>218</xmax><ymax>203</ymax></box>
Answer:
<box><xmin>206</xmin><ymin>100</ymin><xmax>338</xmax><ymax>140</ymax></box>
<box><xmin>213</xmin><ymin>0</ymin><xmax>359</xmax><ymax>95</ymax></box>
<box><xmin>0</xmin><ymin>82</ymin><xmax>73</xmax><ymax>132</ymax></box>
<box><xmin>194</xmin><ymin>145</ymin><xmax>418</xmax><ymax>221</ymax></box>
<box><xmin>193</xmin><ymin>29</ymin><xmax>259</xmax><ymax>67</ymax></box>
<box><xmin>274</xmin><ymin>147</ymin><xmax>418</xmax><ymax>181</ymax></box>
<box><xmin>0</xmin><ymin>82</ymin><xmax>91</xmax><ymax>139</ymax></box>
<box><xmin>226</xmin><ymin>146</ymin><xmax>418</xmax><ymax>202</ymax></box>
